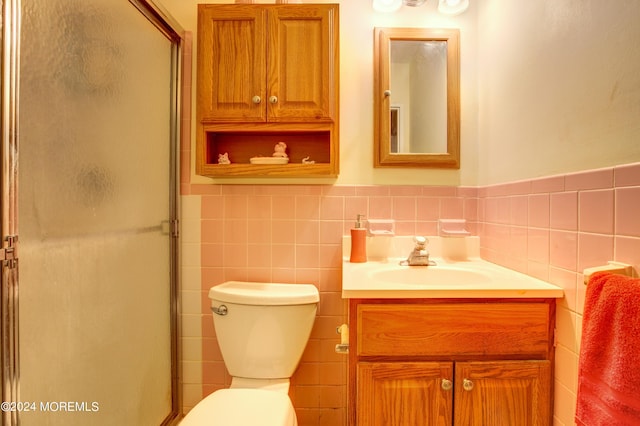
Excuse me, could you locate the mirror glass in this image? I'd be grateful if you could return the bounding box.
[374,28,460,168]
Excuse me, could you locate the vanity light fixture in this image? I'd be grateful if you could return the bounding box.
[373,0,469,15]
[372,0,402,13]
[437,0,469,15]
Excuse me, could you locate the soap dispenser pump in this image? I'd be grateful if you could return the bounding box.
[350,214,367,263]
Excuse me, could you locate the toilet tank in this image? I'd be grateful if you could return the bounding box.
[208,281,319,379]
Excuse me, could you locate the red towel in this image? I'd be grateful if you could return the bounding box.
[575,271,640,425]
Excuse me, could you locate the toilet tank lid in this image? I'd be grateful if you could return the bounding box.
[209,281,319,305]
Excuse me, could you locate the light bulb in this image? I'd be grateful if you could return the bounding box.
[372,0,402,12]
[438,0,469,15]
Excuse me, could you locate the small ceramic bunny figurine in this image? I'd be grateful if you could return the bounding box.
[217,152,231,164]
[272,142,288,158]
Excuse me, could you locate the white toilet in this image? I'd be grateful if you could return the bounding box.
[180,281,319,426]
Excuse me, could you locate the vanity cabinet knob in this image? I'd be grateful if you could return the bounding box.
[383,89,391,97]
[252,95,262,104]
[463,379,474,391]
[269,95,278,104]
[441,379,452,391]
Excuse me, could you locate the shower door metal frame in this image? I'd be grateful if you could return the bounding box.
[1,0,21,424]
[0,0,184,424]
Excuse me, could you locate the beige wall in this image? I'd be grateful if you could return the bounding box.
[162,0,640,187]
[477,0,640,185]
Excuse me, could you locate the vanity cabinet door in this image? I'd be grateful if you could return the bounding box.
[357,362,453,426]
[197,5,267,122]
[266,6,337,122]
[453,360,551,426]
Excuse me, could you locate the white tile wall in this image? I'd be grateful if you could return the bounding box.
[180,195,202,413]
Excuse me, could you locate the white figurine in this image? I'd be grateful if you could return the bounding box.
[272,142,288,158]
[218,152,231,164]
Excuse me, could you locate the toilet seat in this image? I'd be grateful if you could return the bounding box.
[180,388,297,426]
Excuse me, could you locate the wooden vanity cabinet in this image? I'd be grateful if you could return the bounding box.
[196,4,339,177]
[349,299,555,426]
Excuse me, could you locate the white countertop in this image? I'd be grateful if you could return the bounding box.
[342,257,564,299]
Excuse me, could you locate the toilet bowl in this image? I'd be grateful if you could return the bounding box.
[179,389,297,426]
[180,281,319,426]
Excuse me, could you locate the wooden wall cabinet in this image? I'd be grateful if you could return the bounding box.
[349,300,555,426]
[196,4,339,178]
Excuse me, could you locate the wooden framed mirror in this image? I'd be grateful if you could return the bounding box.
[374,27,460,168]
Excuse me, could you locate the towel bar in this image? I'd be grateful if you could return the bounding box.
[583,261,634,285]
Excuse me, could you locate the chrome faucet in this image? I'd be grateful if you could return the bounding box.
[400,236,436,266]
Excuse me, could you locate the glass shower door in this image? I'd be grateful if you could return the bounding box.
[14,0,180,424]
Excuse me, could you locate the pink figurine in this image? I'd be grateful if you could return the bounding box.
[217,152,231,164]
[272,142,288,158]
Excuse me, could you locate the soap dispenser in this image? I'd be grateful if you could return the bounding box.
[350,214,367,263]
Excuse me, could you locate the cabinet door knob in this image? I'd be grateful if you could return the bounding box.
[269,95,278,104]
[383,89,391,97]
[252,95,261,104]
[441,379,452,391]
[463,379,474,391]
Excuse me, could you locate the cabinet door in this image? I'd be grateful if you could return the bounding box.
[197,5,267,122]
[267,5,338,122]
[357,362,453,426]
[454,361,551,426]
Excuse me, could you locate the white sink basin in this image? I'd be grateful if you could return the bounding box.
[369,265,493,286]
[341,236,564,299]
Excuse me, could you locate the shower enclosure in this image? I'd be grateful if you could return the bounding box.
[1,0,182,424]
